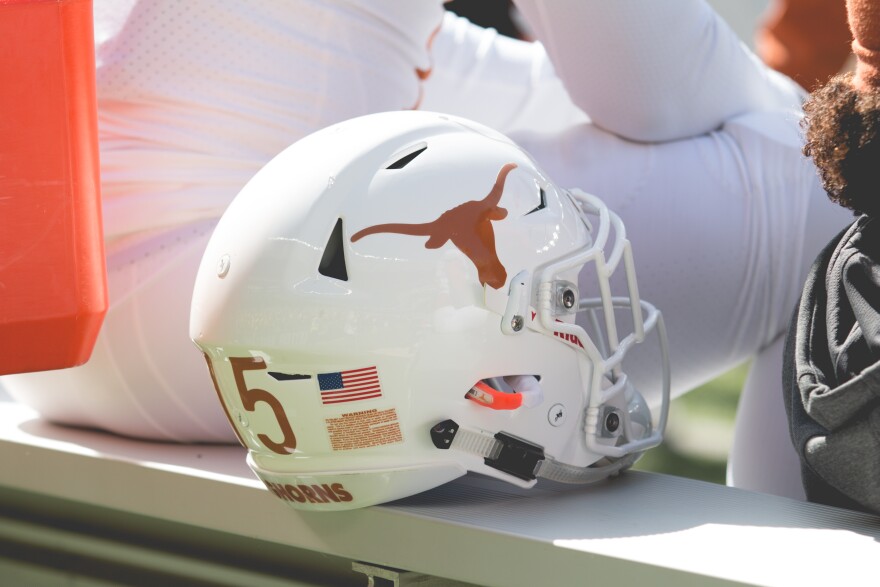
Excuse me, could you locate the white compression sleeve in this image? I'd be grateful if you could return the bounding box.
[512,0,805,142]
[421,11,587,135]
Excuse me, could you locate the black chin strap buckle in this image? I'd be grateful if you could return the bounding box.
[430,420,545,482]
[484,432,544,481]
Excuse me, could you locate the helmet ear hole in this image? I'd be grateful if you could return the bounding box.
[318,218,348,281]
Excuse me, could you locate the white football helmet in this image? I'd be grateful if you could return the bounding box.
[190,111,669,510]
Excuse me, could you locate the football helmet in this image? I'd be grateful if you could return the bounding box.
[190,111,669,510]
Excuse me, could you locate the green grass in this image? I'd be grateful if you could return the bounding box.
[634,363,749,485]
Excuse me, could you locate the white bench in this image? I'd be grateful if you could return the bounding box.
[0,400,877,586]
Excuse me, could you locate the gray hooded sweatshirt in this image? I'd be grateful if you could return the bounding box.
[784,214,880,514]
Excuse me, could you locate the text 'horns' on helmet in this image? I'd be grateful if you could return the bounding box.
[190,110,670,511]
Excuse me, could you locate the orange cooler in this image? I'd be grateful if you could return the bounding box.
[0,0,107,375]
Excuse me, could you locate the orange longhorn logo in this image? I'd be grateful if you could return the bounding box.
[351,163,516,289]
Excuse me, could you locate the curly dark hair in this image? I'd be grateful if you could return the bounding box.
[802,72,880,217]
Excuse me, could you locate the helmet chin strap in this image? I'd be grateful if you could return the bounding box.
[537,451,640,484]
[430,420,640,486]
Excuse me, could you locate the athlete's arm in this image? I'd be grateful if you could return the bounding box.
[512,0,805,142]
[421,11,587,135]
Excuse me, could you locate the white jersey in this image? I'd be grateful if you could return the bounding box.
[96,0,444,242]
[3,0,853,449]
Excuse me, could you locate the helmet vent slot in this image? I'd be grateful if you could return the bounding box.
[318,218,349,281]
[525,188,547,215]
[385,145,427,169]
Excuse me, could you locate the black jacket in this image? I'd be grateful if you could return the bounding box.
[783,214,880,514]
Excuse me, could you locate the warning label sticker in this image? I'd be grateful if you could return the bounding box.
[326,408,403,451]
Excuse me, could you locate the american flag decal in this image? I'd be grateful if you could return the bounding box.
[317,366,382,404]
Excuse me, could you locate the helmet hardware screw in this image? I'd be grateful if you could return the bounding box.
[562,288,576,309]
[511,315,524,332]
[605,411,620,433]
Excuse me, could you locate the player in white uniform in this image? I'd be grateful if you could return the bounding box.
[2,1,852,499]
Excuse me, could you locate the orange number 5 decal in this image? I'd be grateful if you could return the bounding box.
[229,356,297,455]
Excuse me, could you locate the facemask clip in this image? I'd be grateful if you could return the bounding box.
[501,270,530,335]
